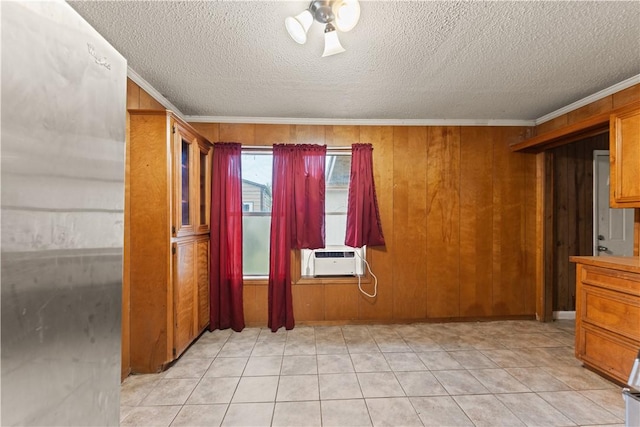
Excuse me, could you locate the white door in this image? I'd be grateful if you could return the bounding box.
[594,150,635,256]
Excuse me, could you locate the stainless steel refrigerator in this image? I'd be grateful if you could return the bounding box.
[1,1,126,425]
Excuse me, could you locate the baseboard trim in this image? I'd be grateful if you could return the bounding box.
[553,311,576,320]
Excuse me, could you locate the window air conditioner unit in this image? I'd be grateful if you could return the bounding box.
[313,250,356,277]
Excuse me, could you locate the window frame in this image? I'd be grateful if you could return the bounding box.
[240,146,374,286]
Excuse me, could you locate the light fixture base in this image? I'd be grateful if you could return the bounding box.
[309,0,334,24]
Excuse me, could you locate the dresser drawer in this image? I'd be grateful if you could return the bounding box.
[578,323,638,384]
[581,284,640,341]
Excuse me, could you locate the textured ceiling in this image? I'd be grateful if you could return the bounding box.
[68,1,640,122]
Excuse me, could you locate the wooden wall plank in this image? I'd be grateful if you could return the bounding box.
[325,284,359,320]
[392,127,428,319]
[426,127,461,318]
[459,127,494,317]
[190,123,219,143]
[613,84,640,109]
[255,124,292,145]
[492,129,527,315]
[219,123,256,144]
[326,125,360,146]
[126,78,140,109]
[523,151,537,316]
[294,125,326,144]
[292,285,325,321]
[358,126,394,320]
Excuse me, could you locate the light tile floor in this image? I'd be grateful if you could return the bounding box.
[120,320,627,426]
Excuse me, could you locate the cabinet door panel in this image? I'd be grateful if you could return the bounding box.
[174,123,197,237]
[197,238,210,331]
[196,141,212,233]
[174,240,195,356]
[610,107,640,207]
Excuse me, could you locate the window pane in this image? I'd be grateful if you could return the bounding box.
[242,153,272,276]
[181,139,190,225]
[326,154,350,213]
[242,215,271,275]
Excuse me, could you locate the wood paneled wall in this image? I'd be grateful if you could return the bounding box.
[122,79,165,380]
[536,84,640,135]
[191,122,536,325]
[549,134,609,311]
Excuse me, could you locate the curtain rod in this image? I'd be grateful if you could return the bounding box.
[240,145,353,152]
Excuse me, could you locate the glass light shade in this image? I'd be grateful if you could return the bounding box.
[334,0,360,32]
[285,10,313,44]
[322,29,346,57]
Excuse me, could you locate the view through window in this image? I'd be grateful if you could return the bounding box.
[241,151,360,277]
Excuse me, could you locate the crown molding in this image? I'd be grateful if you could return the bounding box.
[185,115,535,127]
[127,67,638,128]
[126,67,187,121]
[535,74,640,125]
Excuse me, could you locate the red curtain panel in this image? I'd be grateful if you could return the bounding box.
[345,143,385,248]
[268,144,326,332]
[210,142,245,332]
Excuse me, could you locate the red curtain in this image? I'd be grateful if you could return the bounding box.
[345,143,385,247]
[268,144,326,332]
[210,142,245,332]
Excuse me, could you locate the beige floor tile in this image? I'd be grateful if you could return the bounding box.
[281,355,318,375]
[186,376,240,404]
[284,340,316,355]
[321,399,372,427]
[222,402,274,426]
[272,401,321,427]
[351,353,391,372]
[505,367,573,392]
[404,337,442,353]
[319,373,363,400]
[449,350,498,368]
[468,368,530,393]
[315,340,348,355]
[182,341,223,359]
[346,340,380,354]
[120,374,163,406]
[410,396,474,427]
[243,355,282,376]
[495,392,576,426]
[580,388,626,419]
[454,394,525,427]
[232,376,279,403]
[542,366,618,390]
[140,379,199,406]
[498,333,564,349]
[372,336,411,353]
[218,340,255,357]
[204,357,248,378]
[365,397,423,426]
[163,357,213,379]
[417,351,464,370]
[481,348,536,368]
[317,354,354,374]
[383,352,427,371]
[357,372,405,398]
[120,405,135,423]
[431,369,489,395]
[121,405,181,427]
[276,374,320,402]
[538,391,623,425]
[171,404,227,427]
[395,371,447,396]
[250,341,285,356]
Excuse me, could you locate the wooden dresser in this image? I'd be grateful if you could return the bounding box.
[571,256,640,384]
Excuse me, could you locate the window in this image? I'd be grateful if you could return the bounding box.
[241,149,360,278]
[241,152,272,276]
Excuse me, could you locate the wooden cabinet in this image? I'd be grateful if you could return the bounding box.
[572,257,640,384]
[610,105,640,208]
[129,110,212,373]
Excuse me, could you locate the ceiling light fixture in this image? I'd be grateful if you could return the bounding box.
[285,0,360,57]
